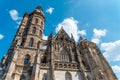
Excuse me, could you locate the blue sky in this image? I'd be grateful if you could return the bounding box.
[0,0,120,79]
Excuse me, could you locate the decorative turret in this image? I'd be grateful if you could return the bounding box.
[30,6,45,19]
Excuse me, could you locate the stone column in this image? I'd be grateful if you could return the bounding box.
[4,47,19,80]
[49,38,55,80]
[49,47,55,80]
[31,51,40,80]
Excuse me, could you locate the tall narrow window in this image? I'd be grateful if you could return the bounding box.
[65,72,72,80]
[35,18,38,24]
[14,39,18,46]
[24,54,30,65]
[32,27,36,34]
[41,21,43,25]
[29,38,34,47]
[39,30,42,36]
[37,41,40,49]
[21,38,25,46]
[61,54,69,62]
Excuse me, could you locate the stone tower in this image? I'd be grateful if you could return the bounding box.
[0,6,117,80]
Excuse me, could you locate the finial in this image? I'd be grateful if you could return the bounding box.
[71,33,75,42]
[49,31,53,38]
[80,35,83,40]
[36,6,42,9]
[79,35,84,42]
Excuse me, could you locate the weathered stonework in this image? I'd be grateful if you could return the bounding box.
[0,6,117,80]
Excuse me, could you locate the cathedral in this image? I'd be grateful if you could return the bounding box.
[0,6,118,80]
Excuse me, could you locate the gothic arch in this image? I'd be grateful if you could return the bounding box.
[35,18,38,24]
[14,39,18,45]
[29,38,34,47]
[41,21,43,25]
[65,72,72,80]
[21,38,26,46]
[32,27,36,34]
[39,30,42,36]
[24,54,30,65]
[37,41,40,49]
[59,47,71,62]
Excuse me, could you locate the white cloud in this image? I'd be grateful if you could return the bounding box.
[112,65,120,73]
[112,65,120,80]
[9,10,22,28]
[78,30,86,36]
[9,10,21,21]
[0,34,4,40]
[55,17,86,42]
[46,7,54,14]
[101,40,120,62]
[43,35,48,40]
[91,28,107,44]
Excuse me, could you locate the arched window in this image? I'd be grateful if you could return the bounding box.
[59,48,70,62]
[65,72,72,80]
[41,21,43,25]
[39,30,42,36]
[32,27,36,34]
[14,40,18,45]
[42,73,47,80]
[24,54,30,65]
[37,41,40,49]
[21,38,25,46]
[35,18,38,24]
[29,38,34,47]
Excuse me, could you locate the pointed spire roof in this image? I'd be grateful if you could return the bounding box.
[48,31,53,41]
[49,32,53,38]
[80,35,83,40]
[78,35,84,42]
[71,33,75,42]
[36,6,42,10]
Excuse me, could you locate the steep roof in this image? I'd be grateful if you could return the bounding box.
[54,27,73,42]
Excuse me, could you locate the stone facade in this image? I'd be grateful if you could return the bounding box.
[0,6,118,80]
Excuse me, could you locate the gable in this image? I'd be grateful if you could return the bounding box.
[54,28,72,42]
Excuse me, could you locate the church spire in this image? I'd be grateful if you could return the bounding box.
[79,35,84,42]
[71,33,75,42]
